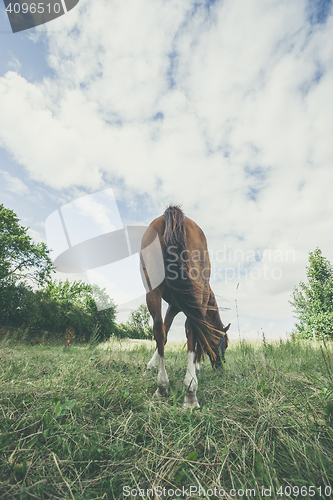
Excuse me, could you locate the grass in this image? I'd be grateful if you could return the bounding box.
[0,335,332,500]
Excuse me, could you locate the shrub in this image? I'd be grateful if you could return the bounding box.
[0,280,117,343]
[113,304,153,340]
[290,248,333,339]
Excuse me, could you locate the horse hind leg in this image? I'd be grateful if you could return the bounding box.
[147,348,158,372]
[156,349,169,397]
[183,319,200,409]
[147,303,180,372]
[146,291,169,397]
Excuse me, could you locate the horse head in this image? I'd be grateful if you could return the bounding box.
[210,322,231,369]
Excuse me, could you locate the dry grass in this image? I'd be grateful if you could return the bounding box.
[0,336,332,499]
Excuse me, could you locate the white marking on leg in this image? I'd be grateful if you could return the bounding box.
[156,354,169,396]
[184,352,198,393]
[184,352,199,408]
[195,362,200,375]
[147,348,158,371]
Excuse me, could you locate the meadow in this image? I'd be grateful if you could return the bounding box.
[0,335,332,500]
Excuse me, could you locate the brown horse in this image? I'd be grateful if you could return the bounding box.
[140,206,230,408]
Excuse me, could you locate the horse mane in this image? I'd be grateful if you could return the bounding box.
[163,205,220,362]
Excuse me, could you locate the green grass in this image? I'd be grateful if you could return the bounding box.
[0,336,332,500]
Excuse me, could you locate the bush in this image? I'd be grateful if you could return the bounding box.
[113,304,153,340]
[127,304,153,340]
[0,280,117,343]
[0,204,119,343]
[290,248,333,339]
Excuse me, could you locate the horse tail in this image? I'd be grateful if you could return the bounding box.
[206,290,230,355]
[163,205,218,362]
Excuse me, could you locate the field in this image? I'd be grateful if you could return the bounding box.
[0,335,333,500]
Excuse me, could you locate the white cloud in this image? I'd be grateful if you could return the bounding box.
[7,52,22,72]
[0,170,29,195]
[0,0,333,335]
[27,227,45,243]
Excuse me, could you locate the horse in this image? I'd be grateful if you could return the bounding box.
[140,205,230,409]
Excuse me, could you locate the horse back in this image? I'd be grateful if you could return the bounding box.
[141,213,211,298]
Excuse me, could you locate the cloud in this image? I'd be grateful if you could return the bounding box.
[0,170,29,195]
[27,227,45,243]
[0,0,333,334]
[7,52,22,72]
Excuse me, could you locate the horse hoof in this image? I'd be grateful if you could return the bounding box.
[183,400,200,410]
[184,392,200,409]
[147,361,156,371]
[155,387,169,397]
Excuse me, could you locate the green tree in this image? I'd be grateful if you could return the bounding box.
[290,247,333,339]
[0,205,116,341]
[128,304,151,331]
[27,279,117,341]
[1,278,117,341]
[113,304,153,340]
[0,204,53,286]
[0,204,54,328]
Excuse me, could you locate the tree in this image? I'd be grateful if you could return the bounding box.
[1,278,117,341]
[128,304,151,331]
[0,204,54,327]
[290,248,333,339]
[31,280,117,341]
[0,204,53,286]
[114,304,153,340]
[0,205,117,342]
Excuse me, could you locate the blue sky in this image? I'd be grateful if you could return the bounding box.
[1,0,333,341]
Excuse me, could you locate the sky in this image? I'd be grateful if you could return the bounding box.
[0,0,333,341]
